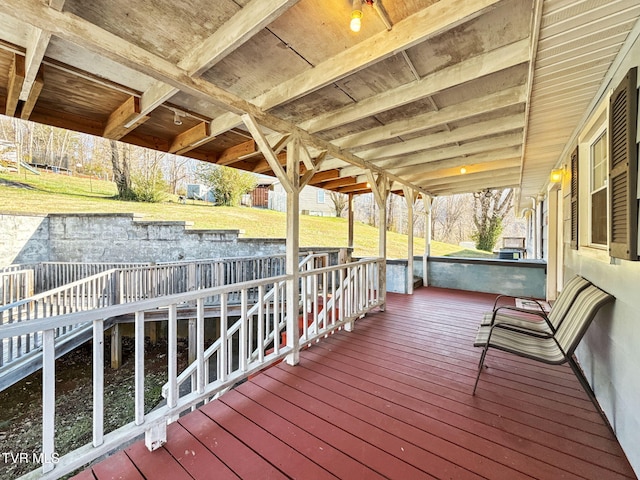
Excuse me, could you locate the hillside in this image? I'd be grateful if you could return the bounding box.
[0,170,492,259]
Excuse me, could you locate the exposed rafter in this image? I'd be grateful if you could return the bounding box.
[300,39,529,135]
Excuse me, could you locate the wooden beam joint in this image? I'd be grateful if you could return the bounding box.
[103,96,150,140]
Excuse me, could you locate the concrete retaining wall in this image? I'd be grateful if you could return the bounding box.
[1,213,287,265]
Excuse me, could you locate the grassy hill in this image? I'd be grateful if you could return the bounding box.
[0,170,492,259]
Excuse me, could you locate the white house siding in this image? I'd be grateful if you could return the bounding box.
[562,27,640,476]
[268,183,335,217]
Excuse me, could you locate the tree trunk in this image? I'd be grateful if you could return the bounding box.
[110,140,134,199]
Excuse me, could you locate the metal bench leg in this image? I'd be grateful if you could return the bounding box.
[567,356,615,436]
[472,347,489,395]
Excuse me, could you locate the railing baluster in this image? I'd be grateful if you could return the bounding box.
[135,311,145,425]
[93,319,104,447]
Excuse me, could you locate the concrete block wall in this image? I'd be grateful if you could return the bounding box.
[0,213,50,264]
[1,213,286,265]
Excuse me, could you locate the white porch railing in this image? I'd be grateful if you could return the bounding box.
[1,257,382,480]
[1,269,34,305]
[0,254,323,373]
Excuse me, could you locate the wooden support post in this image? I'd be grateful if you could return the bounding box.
[348,193,354,251]
[146,321,158,345]
[110,323,122,369]
[6,53,25,117]
[285,136,301,366]
[242,114,301,366]
[403,187,415,294]
[188,318,197,364]
[422,194,432,287]
[367,171,388,311]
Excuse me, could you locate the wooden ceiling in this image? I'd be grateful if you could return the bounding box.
[0,0,638,209]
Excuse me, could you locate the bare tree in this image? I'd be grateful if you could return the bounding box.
[165,154,192,195]
[431,194,473,244]
[472,188,514,251]
[328,191,348,217]
[110,140,134,199]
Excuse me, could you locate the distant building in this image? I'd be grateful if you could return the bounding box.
[268,181,334,216]
[186,184,215,203]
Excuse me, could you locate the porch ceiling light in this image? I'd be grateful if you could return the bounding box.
[550,168,564,184]
[460,166,467,174]
[350,0,363,32]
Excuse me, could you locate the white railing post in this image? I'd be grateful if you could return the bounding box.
[196,298,205,394]
[167,304,178,409]
[93,319,104,447]
[219,294,228,383]
[42,329,55,474]
[134,311,145,425]
[239,289,248,372]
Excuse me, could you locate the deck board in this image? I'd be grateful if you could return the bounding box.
[74,287,638,480]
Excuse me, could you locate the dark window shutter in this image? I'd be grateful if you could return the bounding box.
[608,67,638,260]
[570,146,579,250]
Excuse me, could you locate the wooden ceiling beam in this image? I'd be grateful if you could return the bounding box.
[208,0,507,138]
[403,158,521,183]
[20,66,44,120]
[336,182,371,194]
[3,0,432,198]
[427,177,519,196]
[103,96,150,140]
[5,53,25,116]
[252,152,287,173]
[333,85,527,149]
[168,121,214,155]
[255,0,504,112]
[388,146,522,178]
[419,167,521,188]
[217,140,257,165]
[121,0,299,133]
[358,132,524,176]
[29,106,104,136]
[18,0,64,108]
[301,38,529,135]
[307,169,341,185]
[357,113,525,162]
[314,177,358,190]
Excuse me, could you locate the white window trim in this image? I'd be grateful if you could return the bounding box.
[576,99,610,261]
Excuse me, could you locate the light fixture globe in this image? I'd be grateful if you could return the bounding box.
[350,0,363,32]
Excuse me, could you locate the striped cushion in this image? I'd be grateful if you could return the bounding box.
[547,275,591,329]
[474,312,550,347]
[474,325,565,363]
[555,285,614,353]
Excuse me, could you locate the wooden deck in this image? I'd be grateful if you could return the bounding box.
[72,287,637,480]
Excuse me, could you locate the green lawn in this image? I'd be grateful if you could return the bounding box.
[0,170,493,259]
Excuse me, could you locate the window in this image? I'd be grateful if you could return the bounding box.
[316,189,325,204]
[589,131,608,246]
[572,67,638,260]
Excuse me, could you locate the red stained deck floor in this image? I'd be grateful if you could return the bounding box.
[74,287,637,479]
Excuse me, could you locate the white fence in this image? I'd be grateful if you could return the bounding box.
[3,258,382,479]
[0,254,325,378]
